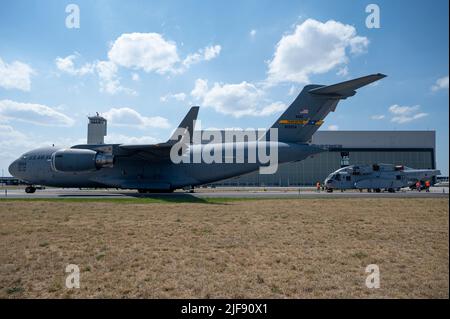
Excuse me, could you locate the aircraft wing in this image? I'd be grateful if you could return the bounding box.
[118,106,199,161]
[118,142,174,161]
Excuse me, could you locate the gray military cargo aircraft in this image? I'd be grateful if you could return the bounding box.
[324,163,441,193]
[8,74,386,193]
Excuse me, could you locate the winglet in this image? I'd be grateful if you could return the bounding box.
[166,106,199,144]
[308,73,386,98]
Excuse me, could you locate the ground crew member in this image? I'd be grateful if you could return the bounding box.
[416,181,421,192]
[425,180,431,192]
[316,181,321,192]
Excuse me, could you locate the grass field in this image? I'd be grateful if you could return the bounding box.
[0,197,448,298]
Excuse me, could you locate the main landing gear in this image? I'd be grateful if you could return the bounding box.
[25,186,36,194]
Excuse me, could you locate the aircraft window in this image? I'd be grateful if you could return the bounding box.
[396,175,401,180]
[346,176,351,181]
[335,174,341,181]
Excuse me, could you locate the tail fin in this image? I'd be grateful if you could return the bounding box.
[166,106,199,145]
[269,74,386,143]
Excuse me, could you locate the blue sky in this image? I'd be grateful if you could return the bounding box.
[0,0,448,175]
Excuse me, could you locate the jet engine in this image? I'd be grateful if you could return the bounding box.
[51,149,114,172]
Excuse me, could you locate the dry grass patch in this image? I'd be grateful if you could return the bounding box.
[0,198,448,298]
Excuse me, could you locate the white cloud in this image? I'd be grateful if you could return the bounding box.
[371,114,385,120]
[191,78,209,100]
[55,54,94,76]
[266,19,369,85]
[337,66,349,77]
[183,45,222,68]
[258,102,287,116]
[103,107,170,129]
[190,79,285,117]
[0,124,27,142]
[389,104,428,124]
[55,54,135,95]
[0,56,34,91]
[108,33,221,74]
[328,124,339,131]
[55,35,221,95]
[431,75,449,92]
[131,73,140,81]
[0,99,74,126]
[160,92,186,103]
[288,85,297,96]
[250,29,257,37]
[108,33,180,74]
[95,60,136,95]
[203,45,222,61]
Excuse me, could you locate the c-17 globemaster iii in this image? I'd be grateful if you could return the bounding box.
[324,163,441,193]
[8,74,386,193]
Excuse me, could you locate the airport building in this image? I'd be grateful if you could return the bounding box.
[209,131,437,186]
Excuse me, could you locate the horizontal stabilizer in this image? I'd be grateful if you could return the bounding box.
[308,73,386,98]
[269,73,386,143]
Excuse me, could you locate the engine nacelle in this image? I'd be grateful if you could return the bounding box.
[51,149,114,172]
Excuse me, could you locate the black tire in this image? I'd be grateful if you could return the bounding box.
[25,186,36,194]
[375,188,381,193]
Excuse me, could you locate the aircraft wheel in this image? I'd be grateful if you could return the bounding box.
[375,188,381,193]
[388,188,395,193]
[137,189,147,194]
[25,186,36,194]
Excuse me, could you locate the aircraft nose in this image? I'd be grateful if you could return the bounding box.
[8,160,18,177]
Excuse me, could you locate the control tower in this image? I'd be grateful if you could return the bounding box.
[87,113,107,144]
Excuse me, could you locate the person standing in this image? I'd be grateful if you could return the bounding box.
[425,180,431,192]
[416,180,421,192]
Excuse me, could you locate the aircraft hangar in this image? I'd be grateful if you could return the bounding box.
[209,130,437,186]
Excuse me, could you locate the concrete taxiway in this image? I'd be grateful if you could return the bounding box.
[1,187,448,199]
